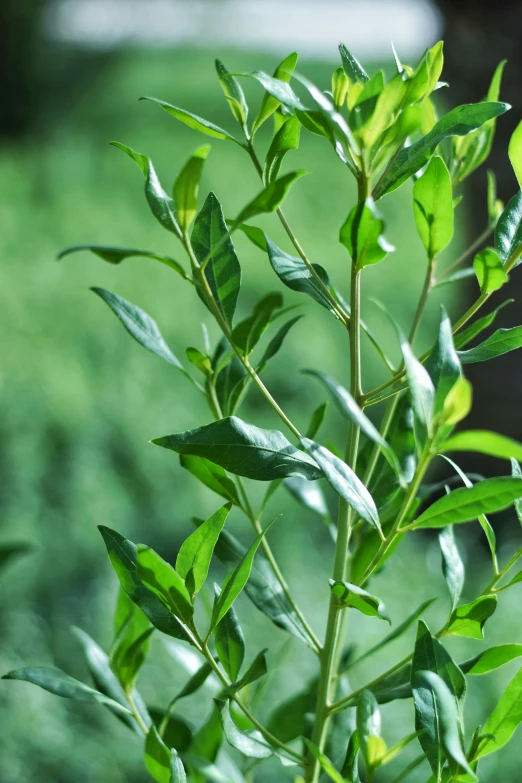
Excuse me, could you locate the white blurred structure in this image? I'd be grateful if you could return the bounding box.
[46,0,442,60]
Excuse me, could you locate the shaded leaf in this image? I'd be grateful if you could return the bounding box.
[439,526,464,612]
[214,586,245,682]
[284,475,328,518]
[215,699,273,758]
[339,43,369,84]
[145,725,171,783]
[458,325,522,363]
[252,52,298,135]
[221,649,268,698]
[180,455,240,504]
[174,145,211,232]
[495,189,522,267]
[356,690,387,771]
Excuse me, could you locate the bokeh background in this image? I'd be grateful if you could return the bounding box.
[2,1,522,781]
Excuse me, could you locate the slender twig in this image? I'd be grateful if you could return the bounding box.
[437,226,492,282]
[125,687,149,735]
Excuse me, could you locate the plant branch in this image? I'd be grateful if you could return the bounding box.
[437,226,492,282]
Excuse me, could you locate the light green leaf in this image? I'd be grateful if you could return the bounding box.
[215,699,273,758]
[284,475,328,518]
[304,739,346,783]
[340,198,394,269]
[411,477,522,529]
[145,725,171,783]
[302,368,401,478]
[476,664,522,758]
[400,332,435,439]
[137,546,194,623]
[109,140,149,174]
[426,307,461,417]
[446,595,497,639]
[140,97,239,142]
[339,43,369,84]
[495,190,522,267]
[236,170,307,223]
[2,666,133,717]
[461,644,522,675]
[221,649,268,697]
[231,292,283,356]
[509,119,522,187]
[439,526,464,612]
[215,59,248,129]
[192,192,241,327]
[458,325,522,363]
[211,518,278,629]
[252,52,298,135]
[174,145,211,232]
[406,41,444,104]
[170,749,187,783]
[473,247,508,293]
[109,597,153,691]
[454,299,513,349]
[359,73,408,149]
[91,288,183,368]
[376,101,510,198]
[332,66,349,110]
[176,503,232,595]
[154,416,321,481]
[413,156,453,260]
[242,71,306,112]
[301,438,381,534]
[59,245,189,279]
[442,430,522,462]
[265,236,337,316]
[214,585,245,682]
[330,580,389,622]
[180,455,240,505]
[264,116,301,184]
[511,457,522,524]
[356,690,387,772]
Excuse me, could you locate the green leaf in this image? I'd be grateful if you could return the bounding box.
[356,690,387,772]
[476,663,522,758]
[341,730,361,782]
[2,666,133,717]
[98,526,194,643]
[180,455,240,505]
[235,222,267,251]
[58,245,189,279]
[188,703,222,765]
[140,97,238,142]
[303,739,346,783]
[406,41,444,104]
[473,247,508,293]
[215,699,273,758]
[213,528,312,646]
[376,101,510,198]
[153,416,321,481]
[439,526,464,612]
[453,300,513,350]
[109,140,149,174]
[215,60,248,129]
[0,542,30,574]
[242,71,306,112]
[487,168,505,226]
[306,401,329,439]
[109,595,153,691]
[446,595,497,639]
[214,586,245,682]
[301,438,381,534]
[168,662,213,706]
[265,235,337,316]
[461,644,522,675]
[138,546,194,623]
[412,156,453,260]
[267,683,315,743]
[359,73,408,149]
[170,749,187,783]
[210,518,277,630]
[145,725,171,783]
[458,325,522,363]
[192,192,241,327]
[264,116,301,184]
[284,475,328,518]
[91,288,183,368]
[339,43,369,84]
[426,307,462,415]
[511,457,522,524]
[411,620,466,710]
[259,314,303,365]
[231,292,283,356]
[221,650,268,698]
[399,331,435,440]
[186,347,212,377]
[509,119,522,187]
[411,477,522,528]
[495,190,522,267]
[442,430,522,462]
[236,170,307,223]
[174,145,211,232]
[303,369,401,479]
[176,503,232,596]
[412,670,476,780]
[332,66,349,110]
[330,580,389,622]
[251,52,298,135]
[340,198,394,269]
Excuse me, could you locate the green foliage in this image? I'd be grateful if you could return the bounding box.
[6,40,522,783]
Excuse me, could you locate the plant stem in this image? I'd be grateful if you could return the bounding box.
[125,687,149,736]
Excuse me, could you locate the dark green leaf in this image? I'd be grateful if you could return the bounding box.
[284,475,328,517]
[221,649,268,697]
[192,192,241,327]
[267,681,315,743]
[231,292,283,355]
[301,438,381,533]
[495,190,522,266]
[376,101,510,198]
[461,644,522,675]
[215,60,248,129]
[341,730,361,782]
[330,580,389,622]
[442,430,522,461]
[214,586,245,682]
[109,595,153,690]
[145,725,171,783]
[412,156,453,260]
[153,416,321,481]
[180,455,240,504]
[189,703,222,764]
[306,401,329,439]
[215,699,273,758]
[91,288,183,368]
[411,621,466,708]
[439,526,464,612]
[426,307,461,415]
[411,477,522,528]
[458,325,522,363]
[140,97,239,142]
[169,662,213,705]
[176,504,231,595]
[339,43,369,84]
[340,198,394,269]
[59,245,189,279]
[0,542,30,573]
[453,300,513,349]
[264,116,301,184]
[259,314,303,365]
[2,666,133,717]
[473,247,508,293]
[265,235,337,316]
[174,145,211,232]
[252,52,298,135]
[475,663,522,758]
[446,595,497,639]
[236,170,307,223]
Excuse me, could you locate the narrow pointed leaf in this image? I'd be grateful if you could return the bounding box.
[242,71,306,111]
[215,60,248,128]
[330,580,389,622]
[252,52,298,135]
[458,325,522,363]
[357,690,387,771]
[304,739,346,783]
[140,97,238,142]
[446,595,497,639]
[214,585,245,682]
[221,649,268,697]
[475,664,522,758]
[495,189,522,266]
[179,455,240,504]
[413,156,453,260]
[339,43,369,84]
[461,644,522,675]
[170,749,187,783]
[145,725,171,783]
[439,527,464,612]
[59,245,188,279]
[176,503,232,595]
[259,314,303,365]
[426,307,461,414]
[236,170,307,223]
[400,333,435,437]
[264,116,301,184]
[284,475,328,518]
[453,300,513,349]
[442,430,522,462]
[137,546,194,623]
[174,145,211,232]
[215,699,273,758]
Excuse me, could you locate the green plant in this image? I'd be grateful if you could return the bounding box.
[6,41,522,783]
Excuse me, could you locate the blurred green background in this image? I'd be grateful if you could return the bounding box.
[2,2,522,781]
